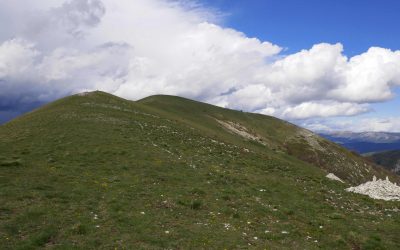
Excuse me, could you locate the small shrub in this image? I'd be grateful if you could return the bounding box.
[21,150,30,155]
[74,223,88,235]
[0,159,23,167]
[328,213,343,220]
[177,200,187,206]
[285,209,294,216]
[190,200,202,210]
[222,195,231,201]
[232,212,240,219]
[346,231,361,249]
[191,188,205,196]
[4,223,19,235]
[363,235,384,250]
[31,228,57,247]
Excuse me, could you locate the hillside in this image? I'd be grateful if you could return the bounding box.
[138,95,393,185]
[367,150,400,175]
[0,91,399,249]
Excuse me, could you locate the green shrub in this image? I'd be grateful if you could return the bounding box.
[0,159,23,167]
[74,223,88,235]
[363,235,384,250]
[190,200,202,210]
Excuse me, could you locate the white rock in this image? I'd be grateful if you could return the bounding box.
[326,173,344,183]
[78,91,90,96]
[346,176,400,201]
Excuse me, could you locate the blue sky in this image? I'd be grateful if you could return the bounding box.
[0,0,399,131]
[203,0,400,56]
[201,0,400,131]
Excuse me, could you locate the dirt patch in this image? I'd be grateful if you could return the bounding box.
[296,128,325,151]
[216,119,266,145]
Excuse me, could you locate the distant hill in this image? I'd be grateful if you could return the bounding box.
[320,131,400,154]
[1,91,399,249]
[367,150,400,175]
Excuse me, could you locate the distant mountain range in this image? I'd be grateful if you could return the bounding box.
[320,131,400,154]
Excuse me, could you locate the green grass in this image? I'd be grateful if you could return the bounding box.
[0,91,399,249]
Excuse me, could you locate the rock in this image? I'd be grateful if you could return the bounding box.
[326,173,344,183]
[346,177,400,201]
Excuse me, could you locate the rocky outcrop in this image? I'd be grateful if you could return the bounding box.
[346,176,400,201]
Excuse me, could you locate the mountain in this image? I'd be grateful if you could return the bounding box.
[367,150,400,175]
[323,131,400,143]
[1,91,399,249]
[320,131,400,154]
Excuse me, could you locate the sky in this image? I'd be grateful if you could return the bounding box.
[0,0,399,132]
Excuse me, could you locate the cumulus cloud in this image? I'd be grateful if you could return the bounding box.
[330,47,400,103]
[0,39,38,79]
[280,101,370,120]
[1,0,400,126]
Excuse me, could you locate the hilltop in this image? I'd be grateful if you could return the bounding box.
[0,91,399,249]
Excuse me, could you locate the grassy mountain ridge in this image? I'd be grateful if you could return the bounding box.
[137,94,395,184]
[1,91,399,249]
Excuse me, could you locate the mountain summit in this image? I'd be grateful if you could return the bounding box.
[1,91,399,249]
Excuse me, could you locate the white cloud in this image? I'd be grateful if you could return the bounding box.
[356,118,400,132]
[0,39,38,79]
[280,101,370,120]
[263,43,347,104]
[300,117,400,133]
[0,0,400,126]
[330,47,400,103]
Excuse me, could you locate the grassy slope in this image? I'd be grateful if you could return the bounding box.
[137,95,395,184]
[0,91,399,249]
